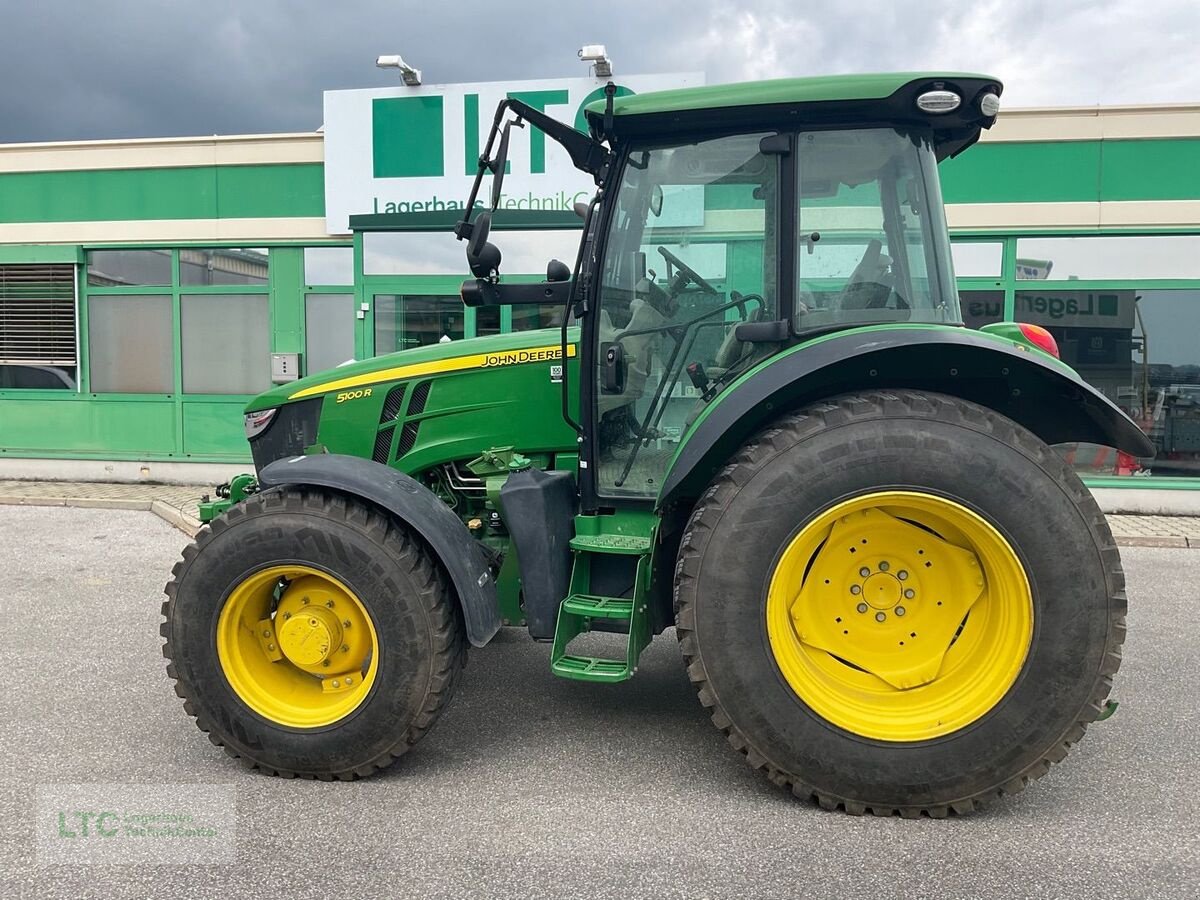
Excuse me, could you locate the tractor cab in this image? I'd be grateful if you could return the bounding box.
[454,75,1000,505]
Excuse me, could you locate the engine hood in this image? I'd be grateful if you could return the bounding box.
[246,327,579,413]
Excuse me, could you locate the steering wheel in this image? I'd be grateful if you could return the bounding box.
[658,246,719,295]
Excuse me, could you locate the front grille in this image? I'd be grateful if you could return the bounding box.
[380,385,406,423]
[249,397,322,472]
[396,421,420,458]
[407,381,431,415]
[372,425,395,463]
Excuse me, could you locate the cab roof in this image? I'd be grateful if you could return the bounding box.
[584,72,1003,159]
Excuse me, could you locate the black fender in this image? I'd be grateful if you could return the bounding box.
[257,454,500,648]
[659,326,1156,507]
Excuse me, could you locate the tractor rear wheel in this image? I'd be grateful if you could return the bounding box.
[162,486,465,779]
[674,390,1124,816]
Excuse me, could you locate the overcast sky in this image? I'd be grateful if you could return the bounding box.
[1,0,1198,142]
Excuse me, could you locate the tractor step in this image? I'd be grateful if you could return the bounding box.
[551,654,633,683]
[561,594,635,619]
[568,533,652,555]
[550,588,649,683]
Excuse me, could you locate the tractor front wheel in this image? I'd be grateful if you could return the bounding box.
[675,390,1125,816]
[162,487,465,779]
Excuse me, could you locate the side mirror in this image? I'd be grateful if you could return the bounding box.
[573,201,589,219]
[466,211,501,278]
[546,259,570,282]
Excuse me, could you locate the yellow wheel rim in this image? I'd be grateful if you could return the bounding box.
[766,491,1033,742]
[216,565,379,728]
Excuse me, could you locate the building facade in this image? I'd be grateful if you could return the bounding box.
[0,87,1198,491]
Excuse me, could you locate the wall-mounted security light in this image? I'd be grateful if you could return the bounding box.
[578,44,613,78]
[376,54,422,86]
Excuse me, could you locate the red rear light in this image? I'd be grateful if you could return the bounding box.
[1017,323,1059,359]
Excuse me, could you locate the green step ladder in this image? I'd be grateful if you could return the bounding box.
[550,553,651,683]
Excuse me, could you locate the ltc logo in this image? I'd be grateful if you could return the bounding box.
[370,85,633,179]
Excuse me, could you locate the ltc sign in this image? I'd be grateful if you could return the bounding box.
[322,73,701,234]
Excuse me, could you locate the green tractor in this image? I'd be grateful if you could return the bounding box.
[162,73,1152,816]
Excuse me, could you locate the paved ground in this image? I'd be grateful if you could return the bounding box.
[0,505,1197,899]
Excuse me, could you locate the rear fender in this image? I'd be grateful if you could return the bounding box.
[659,325,1154,508]
[257,454,500,647]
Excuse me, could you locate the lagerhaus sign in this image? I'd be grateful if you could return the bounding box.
[322,73,702,234]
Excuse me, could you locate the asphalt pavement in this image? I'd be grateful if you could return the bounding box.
[1,505,1197,899]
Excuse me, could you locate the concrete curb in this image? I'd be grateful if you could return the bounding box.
[0,495,202,538]
[1115,535,1193,548]
[149,499,202,538]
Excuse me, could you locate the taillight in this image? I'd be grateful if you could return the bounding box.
[1017,323,1059,359]
[243,408,277,439]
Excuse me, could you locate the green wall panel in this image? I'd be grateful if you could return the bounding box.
[0,164,324,224]
[182,401,253,458]
[215,165,326,219]
[939,141,1102,204]
[1099,139,1200,201]
[0,398,176,454]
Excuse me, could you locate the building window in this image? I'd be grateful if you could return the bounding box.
[179,248,269,286]
[181,294,270,393]
[305,293,356,375]
[375,295,463,351]
[363,230,581,276]
[1015,235,1200,281]
[86,250,172,286]
[88,295,173,393]
[1011,287,1200,478]
[951,241,1004,278]
[959,290,1004,329]
[0,263,78,390]
[511,303,565,332]
[304,247,354,285]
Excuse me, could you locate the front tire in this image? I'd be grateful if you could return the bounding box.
[675,390,1125,816]
[162,487,465,780]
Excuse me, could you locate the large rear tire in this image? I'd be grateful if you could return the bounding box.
[674,390,1125,816]
[162,487,466,779]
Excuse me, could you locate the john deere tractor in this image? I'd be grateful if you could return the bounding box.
[162,73,1152,816]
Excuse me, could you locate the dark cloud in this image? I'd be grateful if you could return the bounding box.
[0,0,1196,142]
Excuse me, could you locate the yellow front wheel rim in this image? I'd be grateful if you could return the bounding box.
[767,491,1033,742]
[217,565,379,728]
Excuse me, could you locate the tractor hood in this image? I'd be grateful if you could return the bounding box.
[246,328,579,414]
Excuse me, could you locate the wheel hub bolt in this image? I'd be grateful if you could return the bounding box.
[859,567,870,577]
[875,612,887,622]
[850,585,862,595]
[895,606,906,617]
[341,644,349,653]
[343,620,351,628]
[878,561,890,572]
[897,571,908,581]
[904,589,915,599]
[322,660,330,667]
[283,612,291,620]
[326,600,335,608]
[262,629,271,637]
[345,677,353,685]
[856,602,868,614]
